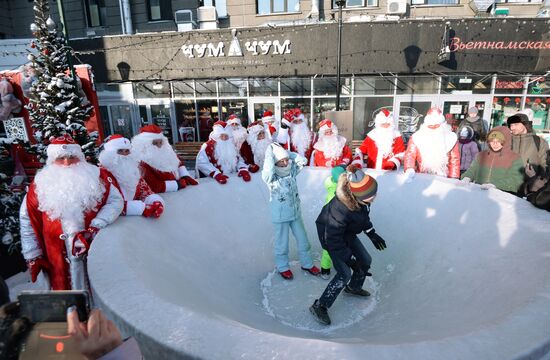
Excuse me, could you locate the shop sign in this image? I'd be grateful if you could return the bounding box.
[449,37,550,51]
[181,34,292,59]
[495,80,524,89]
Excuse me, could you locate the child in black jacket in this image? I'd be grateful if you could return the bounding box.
[310,165,387,325]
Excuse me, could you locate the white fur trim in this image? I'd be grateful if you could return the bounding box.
[178,166,190,178]
[374,111,394,127]
[46,144,84,161]
[390,157,401,169]
[144,193,164,205]
[134,131,164,142]
[276,127,289,145]
[424,112,445,126]
[105,137,131,152]
[262,115,275,123]
[165,180,178,192]
[126,200,146,216]
[227,117,241,125]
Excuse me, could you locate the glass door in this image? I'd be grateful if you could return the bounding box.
[98,104,137,140]
[136,100,176,143]
[440,95,492,131]
[248,97,280,124]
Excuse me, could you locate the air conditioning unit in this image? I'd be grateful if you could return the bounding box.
[175,10,197,32]
[387,0,407,14]
[197,6,217,22]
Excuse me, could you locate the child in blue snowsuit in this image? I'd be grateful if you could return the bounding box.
[262,143,320,280]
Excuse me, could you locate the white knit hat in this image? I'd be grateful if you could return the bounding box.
[271,143,288,162]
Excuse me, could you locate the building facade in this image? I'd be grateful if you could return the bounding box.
[0,0,549,143]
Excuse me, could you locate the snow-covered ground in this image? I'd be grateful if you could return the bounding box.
[88,168,550,360]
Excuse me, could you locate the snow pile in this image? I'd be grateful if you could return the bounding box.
[88,168,550,360]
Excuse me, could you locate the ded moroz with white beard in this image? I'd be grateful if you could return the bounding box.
[227,114,261,173]
[403,108,461,181]
[19,135,124,291]
[277,108,317,164]
[196,121,253,184]
[243,121,271,169]
[311,119,353,167]
[352,109,406,170]
[99,134,165,218]
[261,110,279,141]
[131,124,198,193]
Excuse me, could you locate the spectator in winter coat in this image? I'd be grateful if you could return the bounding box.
[524,150,550,211]
[507,112,549,176]
[310,165,387,326]
[457,107,487,150]
[261,143,320,280]
[461,126,524,194]
[458,126,479,174]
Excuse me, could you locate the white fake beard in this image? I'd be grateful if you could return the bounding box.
[214,138,238,174]
[230,126,248,150]
[414,125,450,176]
[290,122,311,156]
[252,138,271,168]
[316,135,343,159]
[34,162,105,234]
[369,126,395,157]
[99,151,141,200]
[132,136,180,172]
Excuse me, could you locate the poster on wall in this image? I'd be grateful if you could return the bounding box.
[154,115,172,140]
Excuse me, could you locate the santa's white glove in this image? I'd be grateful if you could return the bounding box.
[459,177,472,186]
[325,160,333,167]
[73,239,86,257]
[404,168,415,183]
[480,183,496,190]
[295,155,307,167]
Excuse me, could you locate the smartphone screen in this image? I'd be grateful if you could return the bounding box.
[18,290,90,323]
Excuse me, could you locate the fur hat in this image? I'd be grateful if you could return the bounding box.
[374,108,393,127]
[210,121,230,140]
[104,134,131,152]
[226,114,241,126]
[318,119,338,135]
[262,110,275,124]
[46,134,84,162]
[506,113,530,127]
[346,165,377,202]
[136,124,164,141]
[424,108,445,126]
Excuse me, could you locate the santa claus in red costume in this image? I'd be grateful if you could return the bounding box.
[226,114,248,151]
[403,108,460,180]
[99,134,165,218]
[311,119,352,167]
[20,135,124,291]
[245,121,272,169]
[132,124,198,193]
[352,109,406,170]
[277,108,316,163]
[261,110,278,140]
[196,121,253,184]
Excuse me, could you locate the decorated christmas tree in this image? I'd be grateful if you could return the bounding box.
[26,0,97,162]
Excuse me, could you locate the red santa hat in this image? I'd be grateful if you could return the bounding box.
[226,114,241,126]
[262,110,275,124]
[247,121,264,137]
[46,134,84,161]
[136,124,165,141]
[318,119,338,135]
[292,108,305,123]
[103,134,131,152]
[424,108,445,126]
[210,121,230,140]
[374,108,394,127]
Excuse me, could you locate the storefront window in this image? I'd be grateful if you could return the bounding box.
[220,99,248,126]
[195,80,217,98]
[174,101,197,142]
[440,75,492,94]
[396,76,439,94]
[494,76,526,95]
[280,78,311,97]
[528,76,549,96]
[219,79,247,97]
[314,77,351,96]
[312,98,351,131]
[491,96,522,127]
[109,105,134,140]
[525,97,550,130]
[354,76,394,95]
[196,100,218,141]
[353,97,393,140]
[281,98,311,124]
[172,81,194,98]
[133,82,170,99]
[99,106,111,137]
[249,79,278,96]
[150,104,173,143]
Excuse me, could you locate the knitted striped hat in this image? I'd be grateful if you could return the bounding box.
[347,167,378,202]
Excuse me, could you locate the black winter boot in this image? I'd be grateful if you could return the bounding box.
[310,299,331,325]
[344,285,371,297]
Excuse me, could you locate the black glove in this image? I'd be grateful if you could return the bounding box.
[365,230,387,251]
[0,302,31,360]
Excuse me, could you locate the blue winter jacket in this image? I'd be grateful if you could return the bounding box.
[261,147,308,223]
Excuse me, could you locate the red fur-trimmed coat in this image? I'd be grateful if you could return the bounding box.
[353,135,406,170]
[277,127,317,165]
[239,140,256,167]
[20,168,123,290]
[403,136,461,179]
[140,161,190,193]
[311,145,352,167]
[121,177,164,216]
[196,139,247,177]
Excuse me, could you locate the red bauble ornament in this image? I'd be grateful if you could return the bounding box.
[534,98,541,104]
[525,98,531,104]
[514,97,520,104]
[503,97,511,104]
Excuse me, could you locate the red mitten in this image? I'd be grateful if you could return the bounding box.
[182,176,198,186]
[382,160,397,170]
[27,257,51,283]
[177,178,187,190]
[72,227,99,256]
[143,201,164,218]
[238,169,251,182]
[248,164,260,173]
[214,173,228,184]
